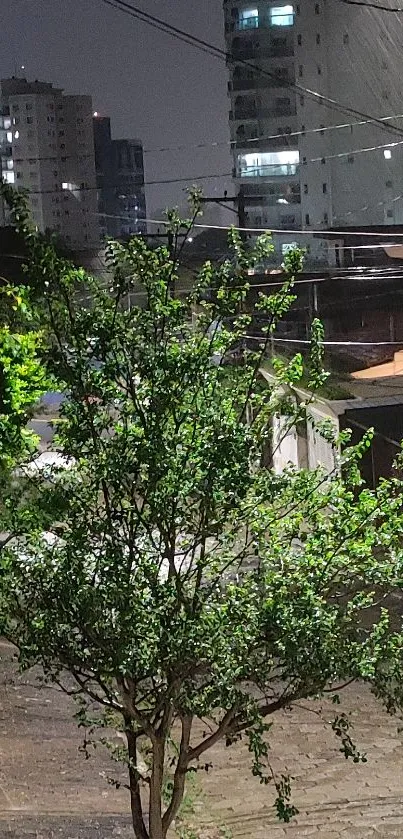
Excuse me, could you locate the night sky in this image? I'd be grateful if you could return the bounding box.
[0,0,234,221]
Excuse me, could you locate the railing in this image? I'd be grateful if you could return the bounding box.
[235,135,298,149]
[238,163,299,178]
[231,76,291,92]
[231,106,297,120]
[235,16,259,31]
[241,193,301,207]
[228,44,294,62]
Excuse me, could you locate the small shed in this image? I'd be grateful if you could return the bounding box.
[259,364,403,487]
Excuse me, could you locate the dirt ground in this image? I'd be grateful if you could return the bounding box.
[2,639,403,838]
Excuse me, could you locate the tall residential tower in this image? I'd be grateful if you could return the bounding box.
[224,1,403,260]
[0,78,99,250]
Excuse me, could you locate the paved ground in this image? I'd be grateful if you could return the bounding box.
[2,639,403,837]
[197,688,403,838]
[0,641,132,838]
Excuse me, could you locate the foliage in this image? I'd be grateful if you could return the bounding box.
[1,183,403,839]
[0,249,47,473]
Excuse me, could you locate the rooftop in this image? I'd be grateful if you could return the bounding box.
[0,77,63,96]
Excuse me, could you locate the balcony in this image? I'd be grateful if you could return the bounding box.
[235,15,259,31]
[235,133,298,150]
[239,163,299,178]
[237,150,300,180]
[242,193,301,207]
[228,43,294,62]
[230,75,292,92]
[230,105,297,120]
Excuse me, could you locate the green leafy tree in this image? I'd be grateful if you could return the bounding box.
[1,183,403,839]
[0,254,47,473]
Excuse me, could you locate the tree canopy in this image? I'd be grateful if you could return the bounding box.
[1,183,403,839]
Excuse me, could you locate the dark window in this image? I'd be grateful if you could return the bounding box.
[324,212,328,224]
[26,116,33,124]
[347,154,354,163]
[301,124,306,135]
[300,94,304,106]
[305,213,310,225]
[303,183,308,194]
[302,155,307,164]
[297,34,302,45]
[298,65,303,77]
[386,179,393,188]
[387,209,393,218]
[316,33,320,44]
[343,33,349,44]
[317,64,322,75]
[315,3,320,13]
[323,182,327,193]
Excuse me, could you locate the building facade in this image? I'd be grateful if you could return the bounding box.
[93,115,146,239]
[0,78,99,250]
[224,1,403,262]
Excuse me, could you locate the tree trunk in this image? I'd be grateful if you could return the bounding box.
[149,738,165,839]
[162,715,192,836]
[126,721,149,839]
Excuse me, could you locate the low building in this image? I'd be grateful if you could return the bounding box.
[260,362,403,488]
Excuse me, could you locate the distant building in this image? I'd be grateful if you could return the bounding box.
[223,1,403,263]
[93,115,146,239]
[0,77,100,250]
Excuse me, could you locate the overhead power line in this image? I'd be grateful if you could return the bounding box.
[144,218,403,238]
[12,130,403,198]
[245,335,403,346]
[142,113,403,156]
[99,0,403,141]
[337,0,403,10]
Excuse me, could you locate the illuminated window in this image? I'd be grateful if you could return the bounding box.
[4,171,15,184]
[238,8,259,29]
[282,242,297,255]
[270,5,294,26]
[237,149,299,177]
[384,149,392,159]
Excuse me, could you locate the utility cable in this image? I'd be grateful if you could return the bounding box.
[13,130,403,195]
[98,0,403,140]
[336,0,403,10]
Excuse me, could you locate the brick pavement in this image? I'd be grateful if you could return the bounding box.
[197,686,403,838]
[1,640,403,837]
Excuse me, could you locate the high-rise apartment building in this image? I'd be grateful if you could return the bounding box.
[93,115,146,239]
[0,78,99,250]
[224,1,403,261]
